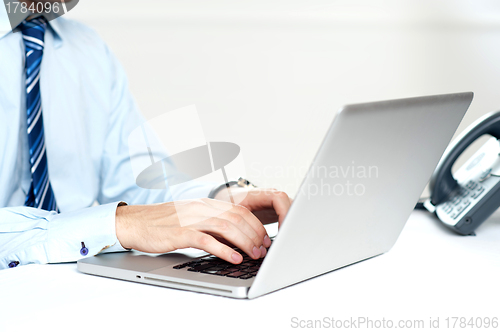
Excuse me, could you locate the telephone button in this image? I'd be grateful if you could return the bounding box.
[467,181,478,190]
[454,202,471,219]
[442,203,453,212]
[471,186,484,198]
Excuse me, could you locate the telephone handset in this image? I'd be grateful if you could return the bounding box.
[424,110,500,235]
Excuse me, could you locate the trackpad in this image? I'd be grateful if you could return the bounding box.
[90,249,208,272]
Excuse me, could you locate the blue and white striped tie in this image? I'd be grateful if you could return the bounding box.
[21,18,59,212]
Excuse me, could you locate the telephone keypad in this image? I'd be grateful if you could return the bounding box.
[441,181,483,220]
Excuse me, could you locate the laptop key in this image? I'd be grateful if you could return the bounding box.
[226,271,247,278]
[240,262,255,267]
[203,257,225,263]
[189,264,215,272]
[173,264,187,269]
[239,274,254,280]
[201,267,225,274]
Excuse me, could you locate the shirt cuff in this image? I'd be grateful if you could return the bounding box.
[99,240,128,254]
[99,202,130,254]
[46,201,125,263]
[169,181,219,201]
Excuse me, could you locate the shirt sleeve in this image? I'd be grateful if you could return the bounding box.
[96,44,218,206]
[0,202,122,270]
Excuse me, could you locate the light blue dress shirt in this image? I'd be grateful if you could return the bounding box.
[0,11,215,269]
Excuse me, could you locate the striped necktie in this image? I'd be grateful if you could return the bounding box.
[21,17,59,212]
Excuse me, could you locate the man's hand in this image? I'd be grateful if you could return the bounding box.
[116,197,275,264]
[115,188,292,264]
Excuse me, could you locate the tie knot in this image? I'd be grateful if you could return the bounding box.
[20,16,48,50]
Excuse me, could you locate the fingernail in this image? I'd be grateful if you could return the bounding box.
[260,245,267,258]
[252,246,260,259]
[231,252,241,263]
[264,235,271,247]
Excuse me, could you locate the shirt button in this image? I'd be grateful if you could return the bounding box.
[8,261,19,268]
[80,242,89,256]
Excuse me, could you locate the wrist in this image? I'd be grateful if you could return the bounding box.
[211,177,257,201]
[115,204,133,250]
[214,186,232,201]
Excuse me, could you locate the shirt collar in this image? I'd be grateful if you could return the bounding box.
[0,7,63,48]
[0,4,11,39]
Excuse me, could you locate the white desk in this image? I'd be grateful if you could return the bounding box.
[1,211,499,332]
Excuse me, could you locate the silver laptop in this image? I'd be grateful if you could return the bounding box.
[78,92,473,299]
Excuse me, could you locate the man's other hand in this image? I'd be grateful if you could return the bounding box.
[214,187,292,228]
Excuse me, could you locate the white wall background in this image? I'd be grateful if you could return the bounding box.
[66,0,500,197]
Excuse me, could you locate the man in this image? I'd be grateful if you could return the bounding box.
[0,3,292,269]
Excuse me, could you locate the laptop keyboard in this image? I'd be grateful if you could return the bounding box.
[172,248,264,280]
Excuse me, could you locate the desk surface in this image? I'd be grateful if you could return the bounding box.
[1,211,499,332]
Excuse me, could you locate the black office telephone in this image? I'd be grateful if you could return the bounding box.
[422,110,500,235]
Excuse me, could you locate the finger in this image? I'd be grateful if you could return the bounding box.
[221,209,266,252]
[244,189,292,227]
[210,234,266,258]
[185,230,243,264]
[269,190,291,227]
[193,217,263,259]
[210,234,235,248]
[206,199,269,247]
[229,204,268,245]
